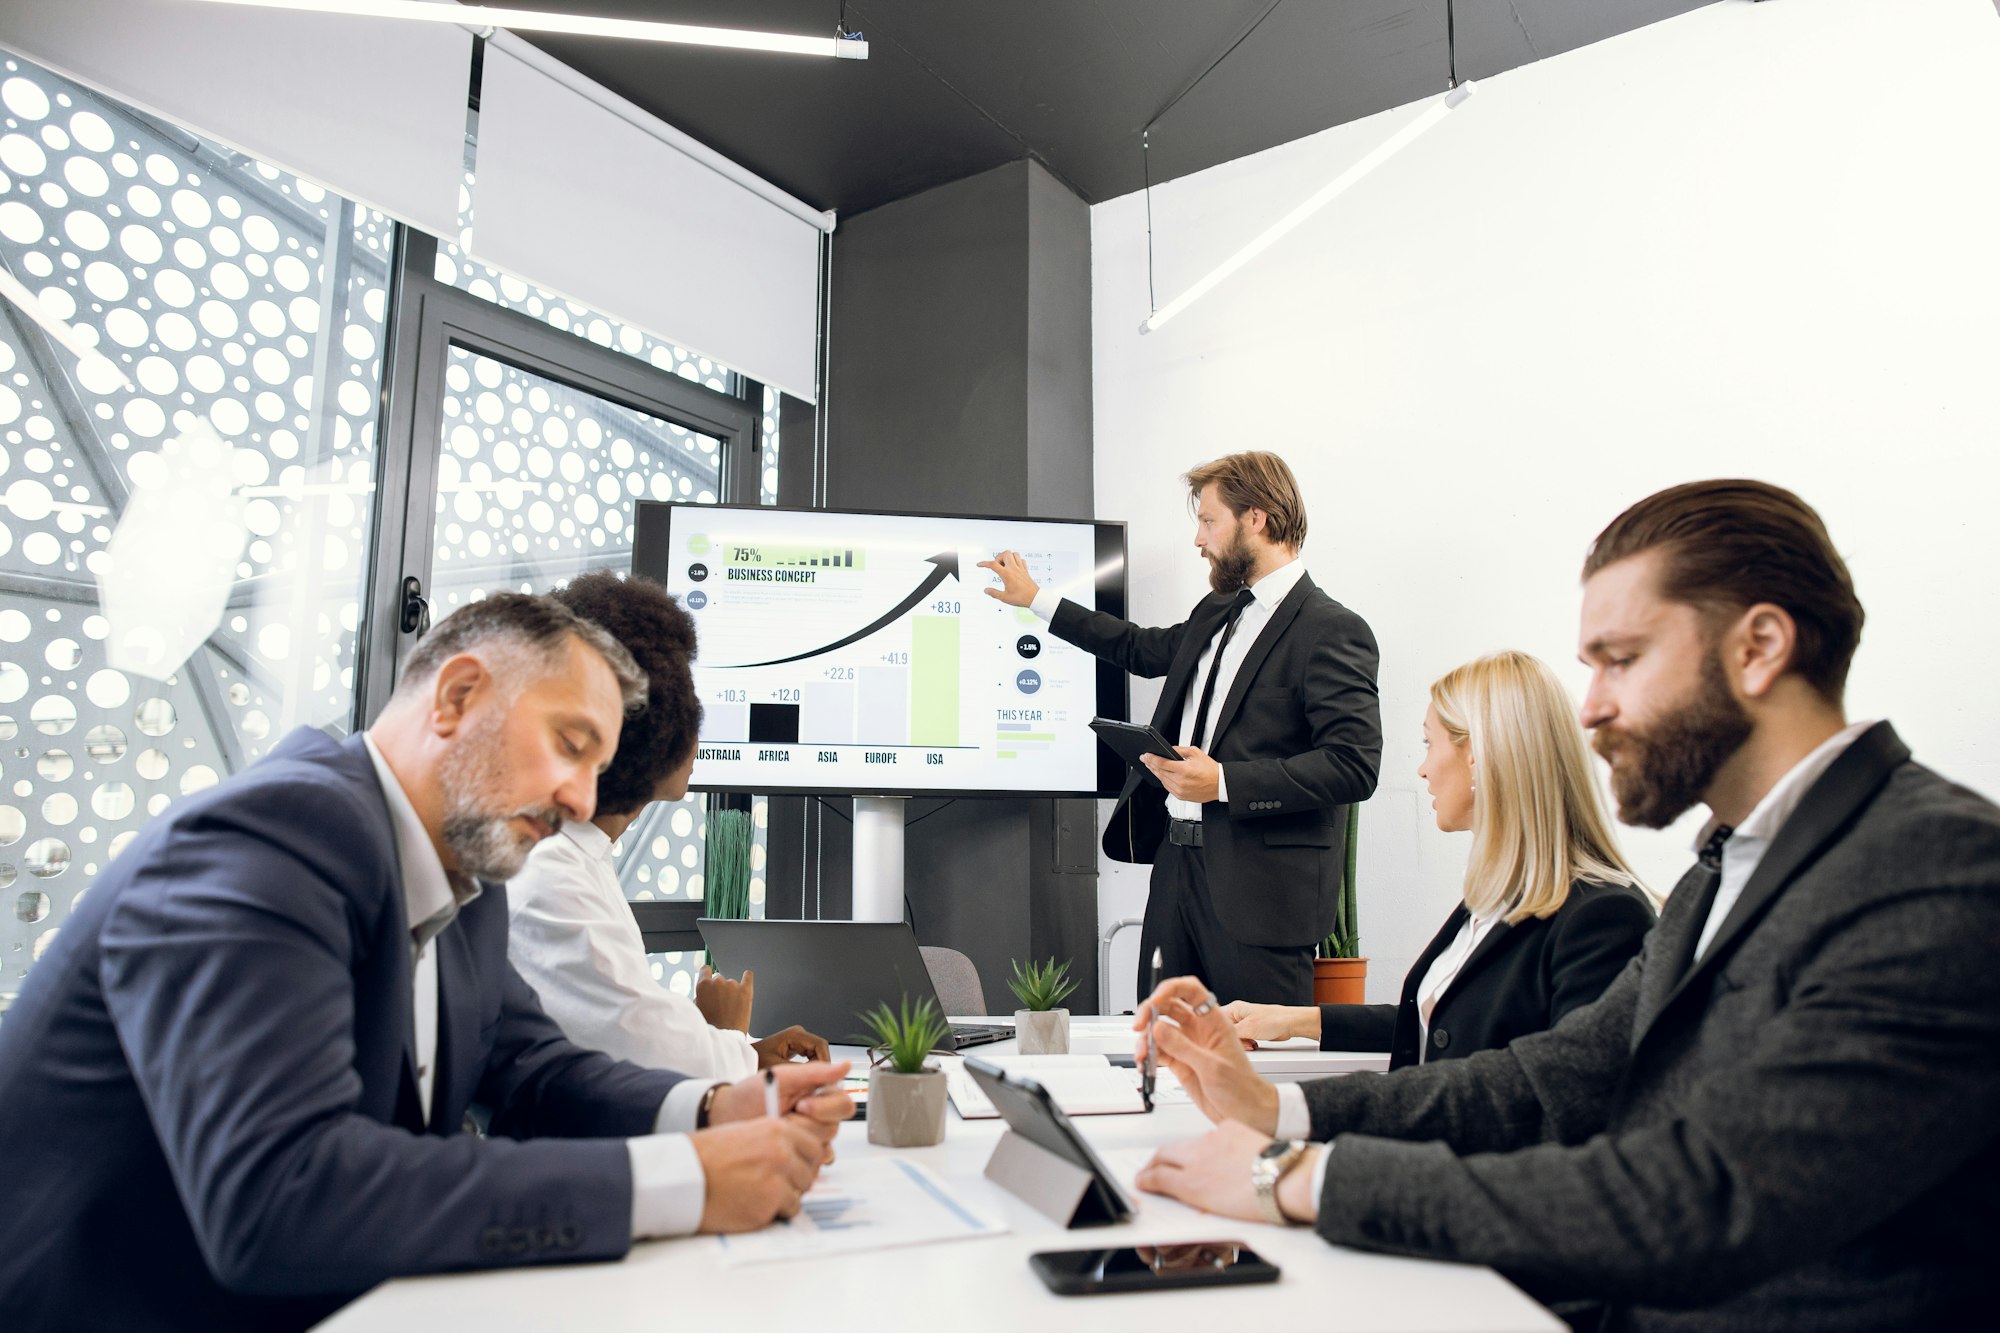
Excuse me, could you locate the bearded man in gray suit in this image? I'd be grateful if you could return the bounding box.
[1133,479,2000,1331]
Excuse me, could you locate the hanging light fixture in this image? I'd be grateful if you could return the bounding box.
[191,0,870,59]
[1140,0,1473,335]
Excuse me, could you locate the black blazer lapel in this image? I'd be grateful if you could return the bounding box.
[1401,904,1473,1005]
[1205,574,1313,751]
[1438,913,1517,1003]
[1633,721,1909,1051]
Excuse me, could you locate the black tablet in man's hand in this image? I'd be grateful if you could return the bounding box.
[1089,718,1181,785]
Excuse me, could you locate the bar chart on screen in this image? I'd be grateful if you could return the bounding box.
[638,503,1122,796]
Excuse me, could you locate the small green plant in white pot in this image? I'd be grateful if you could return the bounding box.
[861,996,950,1147]
[1008,958,1078,1055]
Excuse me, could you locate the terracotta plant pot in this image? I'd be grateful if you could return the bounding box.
[1312,957,1368,1005]
[867,1068,947,1147]
[1014,1008,1070,1055]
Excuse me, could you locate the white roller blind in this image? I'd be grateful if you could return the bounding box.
[474,37,823,402]
[0,0,468,240]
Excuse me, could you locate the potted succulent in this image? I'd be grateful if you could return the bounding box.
[1313,803,1367,1004]
[1008,957,1079,1055]
[861,995,950,1147]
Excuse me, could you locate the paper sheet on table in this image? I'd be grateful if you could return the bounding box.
[713,1158,1006,1266]
[942,1054,1150,1118]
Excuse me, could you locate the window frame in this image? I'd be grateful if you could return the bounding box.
[356,229,762,725]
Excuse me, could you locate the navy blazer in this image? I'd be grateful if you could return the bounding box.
[0,728,683,1332]
[1320,880,1655,1069]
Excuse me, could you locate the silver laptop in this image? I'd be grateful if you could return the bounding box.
[697,919,1010,1051]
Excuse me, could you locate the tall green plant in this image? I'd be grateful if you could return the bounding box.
[702,805,753,966]
[1318,802,1362,960]
[861,995,951,1075]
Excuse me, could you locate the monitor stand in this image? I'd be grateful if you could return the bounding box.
[851,795,906,922]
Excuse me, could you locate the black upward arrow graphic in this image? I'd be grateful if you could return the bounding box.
[714,551,960,669]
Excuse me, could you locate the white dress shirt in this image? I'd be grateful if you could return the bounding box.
[507,822,758,1080]
[359,735,719,1238]
[1033,556,1307,818]
[1691,718,1876,961]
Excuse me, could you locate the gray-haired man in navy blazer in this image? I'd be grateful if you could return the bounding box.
[984,451,1382,1007]
[0,593,853,1332]
[1136,480,2000,1330]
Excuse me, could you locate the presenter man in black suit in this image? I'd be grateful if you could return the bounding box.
[982,452,1382,1006]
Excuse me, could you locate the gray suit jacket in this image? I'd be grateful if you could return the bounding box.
[1300,722,2000,1331]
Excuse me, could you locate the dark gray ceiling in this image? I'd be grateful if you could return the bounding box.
[494,0,1714,218]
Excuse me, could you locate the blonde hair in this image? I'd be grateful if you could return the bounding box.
[1431,651,1647,923]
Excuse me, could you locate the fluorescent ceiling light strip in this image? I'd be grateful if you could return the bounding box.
[1141,81,1475,334]
[193,0,868,59]
[0,267,137,392]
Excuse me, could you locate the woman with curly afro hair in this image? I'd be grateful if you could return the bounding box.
[505,569,826,1075]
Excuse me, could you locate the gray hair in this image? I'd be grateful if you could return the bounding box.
[393,592,647,712]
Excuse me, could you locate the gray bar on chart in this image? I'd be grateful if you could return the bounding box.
[856,666,908,747]
[800,681,856,744]
[703,702,750,744]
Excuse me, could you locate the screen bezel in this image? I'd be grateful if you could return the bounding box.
[631,499,1130,798]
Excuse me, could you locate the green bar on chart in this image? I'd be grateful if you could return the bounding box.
[910,617,960,747]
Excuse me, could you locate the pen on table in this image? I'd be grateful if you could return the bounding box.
[1141,946,1161,1112]
[762,1067,779,1119]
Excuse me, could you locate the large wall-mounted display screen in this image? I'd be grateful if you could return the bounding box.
[632,503,1128,797]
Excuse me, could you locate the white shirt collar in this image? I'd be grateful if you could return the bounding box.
[361,733,478,943]
[1694,718,1878,851]
[559,818,617,862]
[1245,554,1306,610]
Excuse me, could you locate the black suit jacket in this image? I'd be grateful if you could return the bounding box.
[0,729,682,1332]
[1299,723,2000,1331]
[1318,881,1655,1069]
[1050,572,1381,946]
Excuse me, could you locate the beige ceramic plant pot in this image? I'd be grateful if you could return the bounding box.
[1014,1008,1070,1055]
[867,1068,947,1147]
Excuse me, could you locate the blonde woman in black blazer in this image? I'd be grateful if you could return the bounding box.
[1224,650,1654,1069]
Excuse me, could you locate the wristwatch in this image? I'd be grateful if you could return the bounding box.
[1252,1138,1310,1226]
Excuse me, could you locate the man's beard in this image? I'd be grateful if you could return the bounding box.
[1592,648,1753,830]
[437,711,564,880]
[1206,527,1257,594]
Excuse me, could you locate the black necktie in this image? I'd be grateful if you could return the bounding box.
[1670,824,1734,979]
[1188,590,1254,752]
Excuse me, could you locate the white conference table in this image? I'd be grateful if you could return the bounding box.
[320,1022,1558,1332]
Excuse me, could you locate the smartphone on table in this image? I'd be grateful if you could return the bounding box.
[1030,1240,1280,1295]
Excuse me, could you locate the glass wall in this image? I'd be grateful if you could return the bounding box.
[0,55,385,992]
[0,52,776,1010]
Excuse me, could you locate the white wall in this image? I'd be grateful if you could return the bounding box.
[1089,0,2000,1008]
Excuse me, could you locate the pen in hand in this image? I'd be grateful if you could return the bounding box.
[762,1066,779,1119]
[1141,947,1161,1112]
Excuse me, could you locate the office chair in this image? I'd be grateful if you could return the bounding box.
[919,946,989,1017]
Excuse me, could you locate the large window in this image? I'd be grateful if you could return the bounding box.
[0,52,776,1010]
[0,55,386,989]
